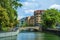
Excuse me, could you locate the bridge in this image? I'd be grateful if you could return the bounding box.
[19,26,42,32]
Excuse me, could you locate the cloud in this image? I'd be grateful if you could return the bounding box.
[17,0,41,19]
[22,2,39,6]
[24,10,34,13]
[23,2,29,6]
[20,0,36,2]
[49,4,60,10]
[20,0,27,2]
[24,0,36,2]
[32,0,36,1]
[17,16,25,20]
[21,2,41,9]
[18,0,59,19]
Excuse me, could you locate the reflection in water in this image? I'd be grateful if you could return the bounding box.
[44,33,59,40]
[0,32,60,40]
[17,32,36,40]
[0,36,17,40]
[17,32,60,40]
[35,32,44,40]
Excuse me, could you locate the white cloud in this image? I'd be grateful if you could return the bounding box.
[31,0,36,2]
[23,7,27,9]
[22,2,39,7]
[23,2,29,6]
[24,10,34,13]
[17,16,25,20]
[49,4,60,10]
[21,2,41,10]
[27,0,36,2]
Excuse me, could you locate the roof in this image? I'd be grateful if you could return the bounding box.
[34,10,44,14]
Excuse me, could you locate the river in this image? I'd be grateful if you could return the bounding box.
[0,32,60,40]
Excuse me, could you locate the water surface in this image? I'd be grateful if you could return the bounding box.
[0,32,60,40]
[17,32,60,40]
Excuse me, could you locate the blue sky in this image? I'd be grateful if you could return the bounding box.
[17,0,60,20]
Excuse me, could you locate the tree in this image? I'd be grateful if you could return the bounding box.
[0,0,22,31]
[41,9,60,28]
[0,6,10,31]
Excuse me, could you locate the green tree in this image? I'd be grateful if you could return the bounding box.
[42,9,60,28]
[0,0,22,31]
[0,6,9,31]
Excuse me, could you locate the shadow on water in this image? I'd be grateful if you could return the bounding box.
[42,32,60,40]
[43,30,60,37]
[20,29,60,37]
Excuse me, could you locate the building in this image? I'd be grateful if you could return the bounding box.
[29,16,34,26]
[20,17,27,27]
[25,16,31,26]
[20,10,44,26]
[19,16,35,27]
[34,10,44,26]
[25,16,34,26]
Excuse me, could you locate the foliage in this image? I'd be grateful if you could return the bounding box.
[29,24,34,26]
[0,6,10,30]
[22,22,28,27]
[0,0,22,31]
[41,9,60,28]
[22,23,34,27]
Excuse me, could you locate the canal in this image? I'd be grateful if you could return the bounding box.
[0,32,60,40]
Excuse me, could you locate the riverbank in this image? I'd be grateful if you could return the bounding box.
[0,29,19,38]
[42,28,60,36]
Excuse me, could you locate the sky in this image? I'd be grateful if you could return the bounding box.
[17,0,60,20]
